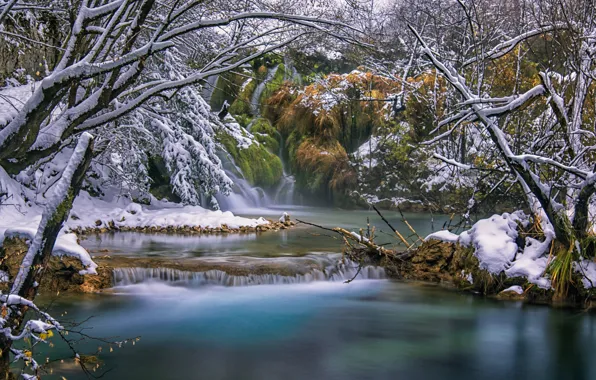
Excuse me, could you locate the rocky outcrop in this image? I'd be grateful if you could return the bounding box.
[0,238,111,294]
[381,239,557,304]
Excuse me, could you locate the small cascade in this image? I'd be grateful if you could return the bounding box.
[215,149,271,210]
[201,75,219,104]
[273,133,297,205]
[273,173,296,205]
[217,171,271,210]
[251,65,279,116]
[284,56,302,86]
[113,261,386,287]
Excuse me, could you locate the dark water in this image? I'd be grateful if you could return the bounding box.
[24,208,596,379]
[36,281,596,380]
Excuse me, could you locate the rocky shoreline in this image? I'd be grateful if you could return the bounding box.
[0,219,299,294]
[68,219,296,235]
[374,239,595,308]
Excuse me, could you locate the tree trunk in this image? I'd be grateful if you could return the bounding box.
[0,133,94,378]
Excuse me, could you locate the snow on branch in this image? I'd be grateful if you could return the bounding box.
[462,23,570,67]
[433,153,471,170]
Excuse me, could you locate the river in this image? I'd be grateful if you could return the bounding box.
[28,208,596,379]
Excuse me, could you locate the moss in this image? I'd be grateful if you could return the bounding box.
[234,114,253,129]
[250,118,280,153]
[217,132,282,188]
[209,72,246,111]
[49,189,75,227]
[229,78,257,116]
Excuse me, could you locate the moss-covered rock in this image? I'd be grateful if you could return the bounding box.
[234,114,253,129]
[209,72,246,111]
[381,239,563,305]
[217,132,283,188]
[258,64,287,109]
[229,78,257,116]
[250,118,280,153]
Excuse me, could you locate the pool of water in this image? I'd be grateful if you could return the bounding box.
[23,208,596,379]
[35,280,596,380]
[80,207,452,258]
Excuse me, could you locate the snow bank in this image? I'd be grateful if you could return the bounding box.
[67,192,270,230]
[1,165,269,283]
[425,211,552,289]
[574,260,596,289]
[3,226,98,275]
[425,230,459,243]
[0,82,38,127]
[460,212,525,273]
[501,285,524,295]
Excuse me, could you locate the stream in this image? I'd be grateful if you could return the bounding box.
[32,208,596,379]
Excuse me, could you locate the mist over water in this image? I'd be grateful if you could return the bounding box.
[52,209,596,380]
[42,280,596,380]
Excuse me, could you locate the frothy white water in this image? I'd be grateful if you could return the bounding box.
[272,173,296,205]
[113,262,385,288]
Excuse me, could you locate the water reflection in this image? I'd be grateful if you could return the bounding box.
[38,281,596,380]
[80,208,452,258]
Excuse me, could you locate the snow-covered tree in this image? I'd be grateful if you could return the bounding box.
[408,0,596,296]
[0,1,363,376]
[0,0,360,204]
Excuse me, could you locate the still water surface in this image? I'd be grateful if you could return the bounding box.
[30,208,596,379]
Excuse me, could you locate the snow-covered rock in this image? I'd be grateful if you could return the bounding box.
[425,211,552,289]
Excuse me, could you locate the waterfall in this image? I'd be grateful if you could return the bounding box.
[217,169,271,211]
[113,262,386,287]
[217,63,300,210]
[272,173,296,205]
[215,148,271,211]
[201,75,219,104]
[250,65,279,116]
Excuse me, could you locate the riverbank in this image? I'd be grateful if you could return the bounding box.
[346,210,596,308]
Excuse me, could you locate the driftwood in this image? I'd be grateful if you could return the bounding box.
[296,219,412,260]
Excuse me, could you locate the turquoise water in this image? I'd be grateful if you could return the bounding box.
[23,208,596,379]
[37,281,596,380]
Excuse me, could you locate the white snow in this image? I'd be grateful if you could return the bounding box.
[425,211,552,289]
[501,285,524,295]
[425,230,459,243]
[574,259,596,289]
[279,212,289,223]
[11,133,95,294]
[0,82,38,127]
[461,270,473,284]
[462,212,523,273]
[67,191,270,231]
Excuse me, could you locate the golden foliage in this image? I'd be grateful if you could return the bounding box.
[276,71,399,140]
[295,138,357,191]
